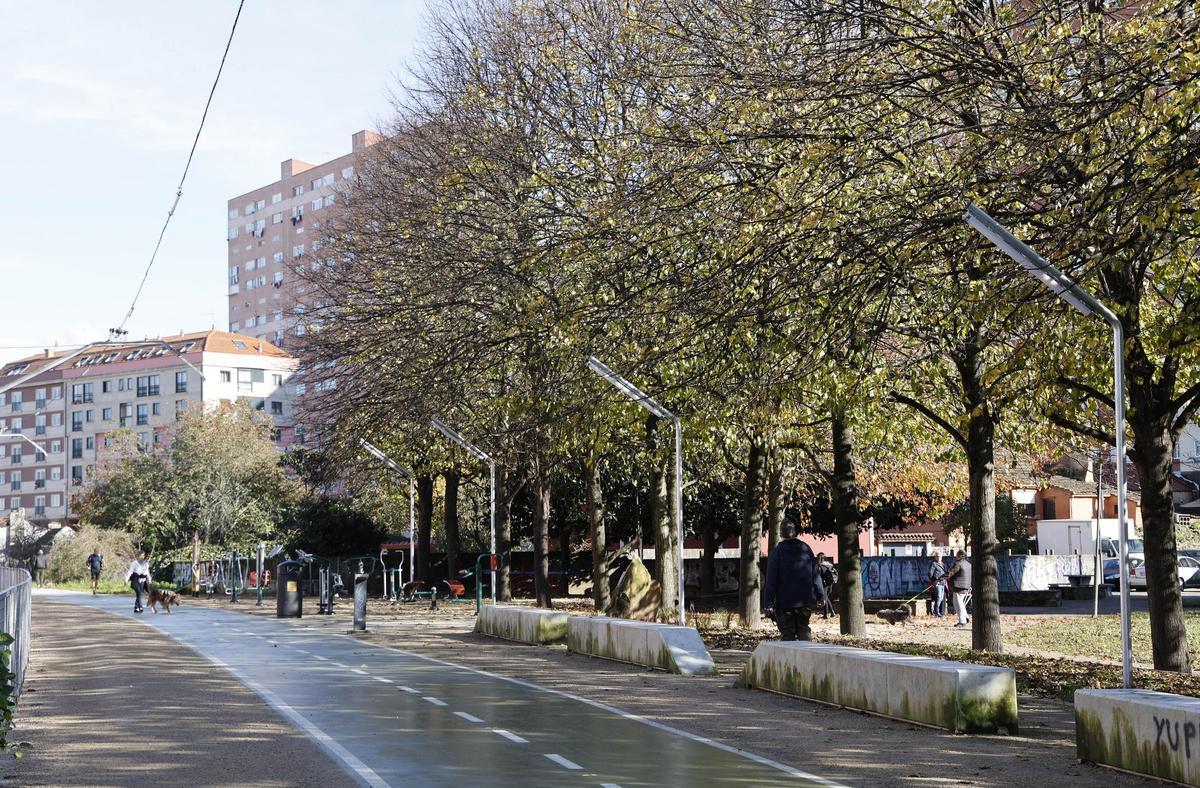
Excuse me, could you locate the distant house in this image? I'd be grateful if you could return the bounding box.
[1009,465,1142,538]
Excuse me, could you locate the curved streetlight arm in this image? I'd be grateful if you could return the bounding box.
[359,438,417,585]
[429,418,496,604]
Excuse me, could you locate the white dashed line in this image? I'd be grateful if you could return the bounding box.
[398,686,419,694]
[373,676,393,684]
[423,697,448,707]
[351,669,368,675]
[493,729,527,744]
[295,649,310,655]
[453,711,484,723]
[313,655,329,661]
[331,662,348,668]
[601,784,622,788]
[544,754,583,770]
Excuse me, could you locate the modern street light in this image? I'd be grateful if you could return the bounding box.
[360,438,416,586]
[429,418,496,604]
[965,203,1132,688]
[587,356,685,626]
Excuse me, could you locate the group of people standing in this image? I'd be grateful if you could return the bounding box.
[763,525,976,641]
[926,551,973,627]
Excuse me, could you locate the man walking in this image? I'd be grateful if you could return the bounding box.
[946,549,972,628]
[815,553,837,618]
[927,553,947,618]
[764,522,826,641]
[86,548,104,594]
[126,551,151,614]
[32,549,49,587]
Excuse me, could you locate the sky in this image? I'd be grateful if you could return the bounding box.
[0,0,429,365]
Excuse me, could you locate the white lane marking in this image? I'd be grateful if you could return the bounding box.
[601,784,622,788]
[373,676,393,684]
[423,696,448,706]
[494,729,527,743]
[544,754,583,771]
[267,641,278,646]
[398,686,419,694]
[295,649,310,655]
[453,711,484,723]
[344,636,848,788]
[331,662,349,669]
[313,655,329,661]
[351,669,368,675]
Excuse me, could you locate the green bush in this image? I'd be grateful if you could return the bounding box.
[45,525,137,584]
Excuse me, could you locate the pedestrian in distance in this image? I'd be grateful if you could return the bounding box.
[126,551,151,614]
[764,521,827,641]
[815,552,837,619]
[32,549,49,587]
[927,553,947,618]
[945,549,972,628]
[86,548,104,595]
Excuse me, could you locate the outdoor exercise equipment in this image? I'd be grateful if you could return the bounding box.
[475,553,497,614]
[380,545,405,602]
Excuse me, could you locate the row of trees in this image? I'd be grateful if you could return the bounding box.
[296,0,1200,672]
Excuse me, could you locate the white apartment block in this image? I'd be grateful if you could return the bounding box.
[0,330,298,527]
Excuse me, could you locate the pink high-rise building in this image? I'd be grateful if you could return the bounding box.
[226,130,381,348]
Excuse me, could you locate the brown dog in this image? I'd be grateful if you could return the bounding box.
[148,588,181,614]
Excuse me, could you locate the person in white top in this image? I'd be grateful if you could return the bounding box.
[126,551,151,614]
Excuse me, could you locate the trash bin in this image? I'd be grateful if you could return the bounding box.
[276,560,303,618]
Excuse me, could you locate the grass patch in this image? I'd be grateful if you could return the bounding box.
[45,579,180,595]
[1006,611,1200,665]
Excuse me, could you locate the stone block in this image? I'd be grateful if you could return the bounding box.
[567,616,717,676]
[474,604,569,645]
[1076,689,1200,785]
[737,641,1018,734]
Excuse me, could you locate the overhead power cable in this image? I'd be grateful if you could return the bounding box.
[115,0,246,337]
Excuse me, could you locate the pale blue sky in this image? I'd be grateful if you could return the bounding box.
[0,0,428,364]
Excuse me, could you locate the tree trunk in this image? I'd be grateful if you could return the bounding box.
[1131,416,1191,671]
[647,415,676,621]
[959,341,1003,653]
[496,465,513,603]
[532,459,552,608]
[740,438,767,629]
[416,473,434,583]
[767,454,785,554]
[442,468,460,579]
[831,414,865,637]
[586,458,609,613]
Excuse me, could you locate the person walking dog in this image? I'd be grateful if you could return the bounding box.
[764,521,826,641]
[126,551,151,614]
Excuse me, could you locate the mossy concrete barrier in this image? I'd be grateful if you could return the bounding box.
[474,604,569,645]
[737,642,1018,734]
[567,616,717,676]
[1076,689,1200,785]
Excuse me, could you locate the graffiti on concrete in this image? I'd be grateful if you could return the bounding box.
[1154,715,1198,759]
[860,554,1093,598]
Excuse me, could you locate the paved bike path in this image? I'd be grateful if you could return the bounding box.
[61,593,840,787]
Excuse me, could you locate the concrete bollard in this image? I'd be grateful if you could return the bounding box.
[353,573,368,631]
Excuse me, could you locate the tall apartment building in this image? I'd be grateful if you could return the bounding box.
[0,330,298,528]
[226,129,380,348]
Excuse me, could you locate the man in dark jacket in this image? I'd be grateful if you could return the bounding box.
[764,522,826,641]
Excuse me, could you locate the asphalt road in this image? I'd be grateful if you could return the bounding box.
[57,593,841,787]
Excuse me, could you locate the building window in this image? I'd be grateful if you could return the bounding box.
[50,494,60,507]
[1043,499,1056,519]
[85,436,94,450]
[151,402,161,416]
[312,198,323,212]
[50,386,61,400]
[322,173,334,187]
[220,370,232,383]
[71,412,82,432]
[71,439,83,459]
[51,413,61,427]
[342,166,354,179]
[102,407,112,421]
[271,373,283,386]
[176,371,188,393]
[237,369,253,393]
[271,192,282,204]
[295,425,306,446]
[292,185,304,197]
[175,400,187,420]
[102,380,111,393]
[136,404,148,426]
[270,401,283,415]
[50,467,61,481]
[323,194,335,208]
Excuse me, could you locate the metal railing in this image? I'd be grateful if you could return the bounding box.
[0,567,31,695]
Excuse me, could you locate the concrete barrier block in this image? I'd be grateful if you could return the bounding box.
[567,616,717,676]
[1076,689,1200,785]
[475,604,569,645]
[738,641,1018,734]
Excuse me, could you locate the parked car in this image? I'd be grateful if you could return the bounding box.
[1129,555,1200,589]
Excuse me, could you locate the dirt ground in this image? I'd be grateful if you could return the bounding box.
[180,594,1156,787]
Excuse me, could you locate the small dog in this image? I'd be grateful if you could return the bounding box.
[148,588,181,614]
[876,607,912,626]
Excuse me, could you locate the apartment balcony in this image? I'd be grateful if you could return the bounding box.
[34,426,45,436]
[34,399,46,410]
[34,480,44,489]
[10,455,21,465]
[8,482,18,492]
[33,506,45,516]
[10,402,21,413]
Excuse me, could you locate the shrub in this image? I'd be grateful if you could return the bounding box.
[46,525,137,584]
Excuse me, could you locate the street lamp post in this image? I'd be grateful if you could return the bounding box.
[587,356,686,626]
[429,418,496,605]
[0,430,51,557]
[360,439,416,586]
[965,203,1132,688]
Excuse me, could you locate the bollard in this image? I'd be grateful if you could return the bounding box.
[256,543,265,607]
[353,573,368,631]
[318,565,331,615]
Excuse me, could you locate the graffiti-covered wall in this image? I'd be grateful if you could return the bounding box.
[860,554,1093,598]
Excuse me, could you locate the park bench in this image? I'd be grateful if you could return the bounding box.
[567,616,717,676]
[737,641,1018,734]
[1076,689,1200,785]
[475,605,569,645]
